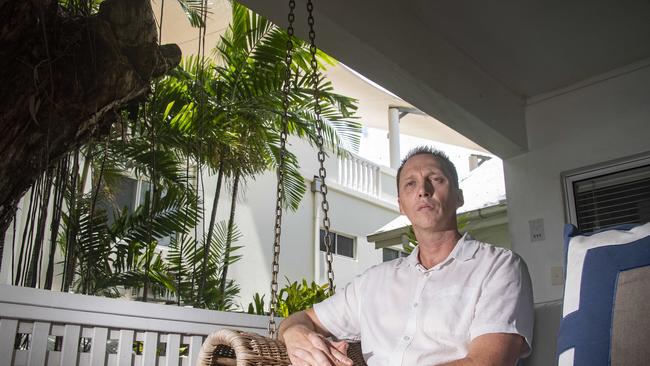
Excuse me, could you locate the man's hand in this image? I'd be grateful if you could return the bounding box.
[283,324,353,366]
[278,309,354,366]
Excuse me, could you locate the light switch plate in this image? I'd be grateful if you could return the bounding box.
[551,266,564,286]
[529,218,545,242]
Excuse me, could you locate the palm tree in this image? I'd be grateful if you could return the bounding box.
[6,1,361,312]
[154,2,362,299]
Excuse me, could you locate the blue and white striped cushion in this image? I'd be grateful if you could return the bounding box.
[558,222,650,366]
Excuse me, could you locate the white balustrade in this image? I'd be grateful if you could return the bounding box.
[0,285,272,366]
[337,154,381,197]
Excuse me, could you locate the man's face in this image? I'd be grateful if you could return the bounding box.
[397,154,463,232]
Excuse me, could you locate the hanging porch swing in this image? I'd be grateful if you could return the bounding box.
[195,0,367,365]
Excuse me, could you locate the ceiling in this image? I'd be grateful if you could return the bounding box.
[158,0,490,153]
[237,0,650,157]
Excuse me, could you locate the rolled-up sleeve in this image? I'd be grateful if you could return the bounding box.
[313,274,363,341]
[469,253,535,357]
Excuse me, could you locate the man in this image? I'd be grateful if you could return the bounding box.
[280,146,534,366]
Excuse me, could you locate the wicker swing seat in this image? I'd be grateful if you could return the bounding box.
[197,329,367,366]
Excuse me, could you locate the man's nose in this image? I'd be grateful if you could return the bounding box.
[418,180,433,197]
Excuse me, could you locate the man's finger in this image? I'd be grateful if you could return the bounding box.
[307,333,331,353]
[331,340,349,353]
[291,348,320,366]
[292,347,335,366]
[328,340,353,365]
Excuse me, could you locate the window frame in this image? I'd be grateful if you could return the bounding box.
[561,151,650,229]
[319,229,357,259]
[98,175,173,247]
[382,247,409,262]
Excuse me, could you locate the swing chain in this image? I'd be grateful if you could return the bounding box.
[269,0,296,339]
[306,0,335,296]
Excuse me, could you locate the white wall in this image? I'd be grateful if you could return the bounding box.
[202,137,400,309]
[314,187,398,287]
[505,65,650,302]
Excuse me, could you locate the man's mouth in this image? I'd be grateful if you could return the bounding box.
[416,203,434,211]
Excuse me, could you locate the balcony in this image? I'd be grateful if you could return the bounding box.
[334,153,397,203]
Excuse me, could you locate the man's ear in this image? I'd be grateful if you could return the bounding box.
[398,197,404,214]
[456,189,464,208]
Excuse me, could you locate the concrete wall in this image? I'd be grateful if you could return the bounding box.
[504,65,650,302]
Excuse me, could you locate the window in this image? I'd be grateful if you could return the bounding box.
[97,177,172,246]
[319,229,356,258]
[562,153,650,234]
[382,248,409,262]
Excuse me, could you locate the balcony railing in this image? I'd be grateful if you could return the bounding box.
[0,285,273,366]
[337,154,382,197]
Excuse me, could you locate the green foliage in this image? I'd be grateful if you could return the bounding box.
[153,2,362,211]
[247,293,266,315]
[247,278,331,317]
[166,222,242,310]
[14,1,361,313]
[58,178,199,296]
[277,278,331,317]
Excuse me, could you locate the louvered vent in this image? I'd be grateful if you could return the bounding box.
[573,165,650,233]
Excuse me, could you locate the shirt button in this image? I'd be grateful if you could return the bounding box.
[403,336,410,341]
[425,272,430,277]
[413,303,418,308]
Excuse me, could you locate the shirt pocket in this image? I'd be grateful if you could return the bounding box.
[420,285,478,336]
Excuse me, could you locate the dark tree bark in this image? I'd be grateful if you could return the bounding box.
[0,0,182,270]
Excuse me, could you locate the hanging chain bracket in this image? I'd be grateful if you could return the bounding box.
[306,0,335,296]
[268,0,296,339]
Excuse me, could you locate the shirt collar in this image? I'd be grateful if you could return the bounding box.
[400,233,478,269]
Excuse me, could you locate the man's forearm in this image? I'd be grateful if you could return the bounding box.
[278,310,318,342]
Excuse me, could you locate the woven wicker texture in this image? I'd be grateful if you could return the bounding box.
[196,329,367,366]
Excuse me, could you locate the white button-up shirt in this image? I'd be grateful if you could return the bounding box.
[313,234,534,366]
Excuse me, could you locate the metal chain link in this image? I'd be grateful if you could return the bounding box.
[268,0,295,339]
[306,0,335,296]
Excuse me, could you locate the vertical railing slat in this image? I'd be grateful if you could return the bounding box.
[0,319,19,366]
[116,330,134,366]
[357,158,363,191]
[165,334,181,366]
[61,324,81,366]
[28,321,50,366]
[142,331,158,366]
[376,166,382,197]
[187,335,203,366]
[363,160,368,192]
[345,158,352,187]
[90,327,108,366]
[337,157,343,185]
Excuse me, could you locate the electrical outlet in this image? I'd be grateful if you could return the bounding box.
[529,218,545,242]
[551,266,564,286]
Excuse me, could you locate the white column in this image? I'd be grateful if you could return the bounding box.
[388,107,401,169]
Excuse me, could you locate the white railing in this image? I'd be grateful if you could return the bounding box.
[337,154,381,197]
[0,285,273,366]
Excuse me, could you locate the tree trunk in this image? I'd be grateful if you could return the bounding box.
[200,160,224,297]
[44,157,69,289]
[0,0,182,265]
[62,151,80,292]
[26,168,54,288]
[219,172,240,297]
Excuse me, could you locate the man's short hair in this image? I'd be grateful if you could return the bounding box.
[396,146,459,193]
